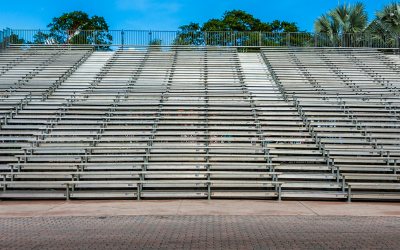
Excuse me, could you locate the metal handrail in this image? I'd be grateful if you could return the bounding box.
[2,29,400,48]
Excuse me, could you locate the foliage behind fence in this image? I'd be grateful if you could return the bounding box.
[1,28,399,49]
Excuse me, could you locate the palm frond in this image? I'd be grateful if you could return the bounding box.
[314,14,333,33]
[363,20,386,33]
[348,2,368,33]
[375,1,400,33]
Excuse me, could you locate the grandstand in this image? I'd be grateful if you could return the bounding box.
[0,44,399,202]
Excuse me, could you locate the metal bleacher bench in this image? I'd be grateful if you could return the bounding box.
[0,45,399,201]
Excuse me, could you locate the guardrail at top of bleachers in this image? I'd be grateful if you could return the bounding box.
[2,29,400,49]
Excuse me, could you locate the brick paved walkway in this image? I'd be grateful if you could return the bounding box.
[1,215,400,249]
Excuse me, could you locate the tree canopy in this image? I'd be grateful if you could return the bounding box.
[179,10,301,32]
[47,11,110,31]
[374,1,400,33]
[174,10,303,46]
[10,34,26,44]
[314,2,368,34]
[359,2,400,48]
[43,11,112,50]
[313,2,399,47]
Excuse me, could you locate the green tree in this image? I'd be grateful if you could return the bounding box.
[314,2,369,46]
[45,11,112,50]
[314,2,368,33]
[149,39,162,51]
[175,10,303,46]
[375,1,400,33]
[201,10,274,31]
[174,22,204,45]
[361,2,400,48]
[10,34,26,44]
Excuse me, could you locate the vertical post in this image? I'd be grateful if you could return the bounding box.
[336,166,340,183]
[3,175,6,191]
[314,32,317,47]
[207,183,211,200]
[342,176,345,192]
[397,35,399,50]
[286,33,290,47]
[38,29,41,44]
[277,184,282,201]
[369,33,372,48]
[327,150,330,166]
[7,28,11,45]
[71,175,75,192]
[204,31,207,46]
[347,185,351,203]
[259,31,262,47]
[149,30,152,45]
[121,30,124,48]
[66,184,70,201]
[137,183,141,200]
[66,29,69,45]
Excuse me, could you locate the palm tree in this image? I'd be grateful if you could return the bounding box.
[362,2,400,48]
[315,2,368,33]
[375,1,400,33]
[314,2,368,46]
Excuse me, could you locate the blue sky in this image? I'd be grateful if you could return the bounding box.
[0,0,388,32]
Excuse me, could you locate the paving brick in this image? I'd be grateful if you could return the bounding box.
[1,215,400,249]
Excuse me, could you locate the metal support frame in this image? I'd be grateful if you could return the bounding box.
[277,184,282,201]
[347,185,351,203]
[66,184,70,201]
[207,183,211,200]
[342,175,345,192]
[137,183,141,200]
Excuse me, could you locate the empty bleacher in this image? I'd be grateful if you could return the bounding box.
[261,47,400,201]
[0,45,399,201]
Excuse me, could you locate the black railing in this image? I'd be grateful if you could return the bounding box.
[2,29,399,48]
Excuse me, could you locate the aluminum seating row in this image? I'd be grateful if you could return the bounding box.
[0,180,284,200]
